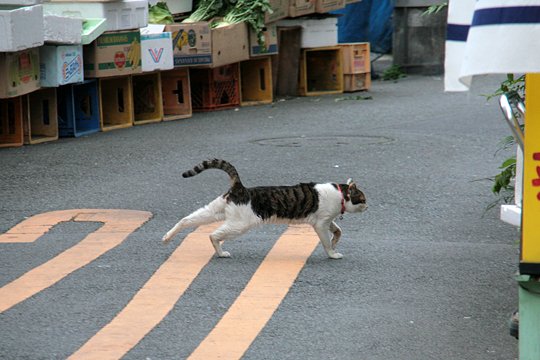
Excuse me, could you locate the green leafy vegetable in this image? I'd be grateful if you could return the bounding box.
[149,2,174,24]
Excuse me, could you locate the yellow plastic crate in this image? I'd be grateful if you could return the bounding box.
[132,72,163,125]
[23,88,59,145]
[99,76,134,132]
[298,46,343,96]
[340,42,370,74]
[241,57,273,106]
[343,72,371,92]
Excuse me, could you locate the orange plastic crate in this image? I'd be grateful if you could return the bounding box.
[190,64,240,112]
[161,68,192,121]
[0,96,24,148]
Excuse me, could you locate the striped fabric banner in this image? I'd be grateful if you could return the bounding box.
[444,0,540,91]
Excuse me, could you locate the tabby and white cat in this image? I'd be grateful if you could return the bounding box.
[162,159,367,259]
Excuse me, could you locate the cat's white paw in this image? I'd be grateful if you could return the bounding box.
[218,251,231,258]
[329,252,343,260]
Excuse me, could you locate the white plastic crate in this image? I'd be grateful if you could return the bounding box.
[162,0,192,14]
[0,5,44,52]
[277,16,338,48]
[43,0,148,32]
[44,15,83,44]
[0,0,41,4]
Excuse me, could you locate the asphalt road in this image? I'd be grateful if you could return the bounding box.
[0,74,519,359]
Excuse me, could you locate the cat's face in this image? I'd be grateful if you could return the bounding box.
[346,180,367,213]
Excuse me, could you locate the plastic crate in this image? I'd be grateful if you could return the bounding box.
[190,64,240,112]
[23,88,59,144]
[0,96,24,148]
[161,68,192,121]
[132,72,163,125]
[298,46,343,96]
[241,57,273,106]
[99,76,133,131]
[58,79,100,137]
[343,72,371,92]
[340,42,370,74]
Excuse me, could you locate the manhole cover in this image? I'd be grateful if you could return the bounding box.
[250,135,394,147]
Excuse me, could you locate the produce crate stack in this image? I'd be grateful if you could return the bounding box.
[340,42,371,92]
[0,0,371,149]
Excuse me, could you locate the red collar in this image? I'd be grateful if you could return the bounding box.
[337,184,346,215]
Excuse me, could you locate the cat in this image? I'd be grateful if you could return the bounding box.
[162,159,367,259]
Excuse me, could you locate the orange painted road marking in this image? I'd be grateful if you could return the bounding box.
[0,209,152,313]
[69,222,221,360]
[188,224,319,360]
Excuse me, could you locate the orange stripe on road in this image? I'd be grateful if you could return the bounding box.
[188,224,319,360]
[0,209,152,313]
[69,222,221,360]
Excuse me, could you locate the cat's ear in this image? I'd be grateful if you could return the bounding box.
[347,178,357,189]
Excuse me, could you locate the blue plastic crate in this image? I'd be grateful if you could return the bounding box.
[58,80,100,137]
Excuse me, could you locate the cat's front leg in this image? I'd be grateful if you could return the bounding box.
[313,223,343,259]
[330,221,342,250]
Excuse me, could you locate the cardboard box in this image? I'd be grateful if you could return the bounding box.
[40,45,84,87]
[44,0,148,32]
[278,16,338,48]
[288,0,315,17]
[0,5,44,52]
[0,48,40,99]
[140,26,174,72]
[44,15,83,44]
[84,30,142,78]
[315,0,345,13]
[249,23,278,57]
[166,21,249,68]
[265,0,289,23]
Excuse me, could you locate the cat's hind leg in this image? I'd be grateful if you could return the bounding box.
[330,221,342,250]
[209,222,252,258]
[314,222,343,259]
[162,196,226,243]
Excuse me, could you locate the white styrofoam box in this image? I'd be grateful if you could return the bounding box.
[0,5,44,52]
[277,16,338,48]
[0,0,41,4]
[162,0,192,14]
[44,15,83,44]
[39,45,83,87]
[140,27,174,72]
[43,0,148,31]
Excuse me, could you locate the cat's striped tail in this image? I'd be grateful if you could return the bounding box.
[182,159,243,187]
